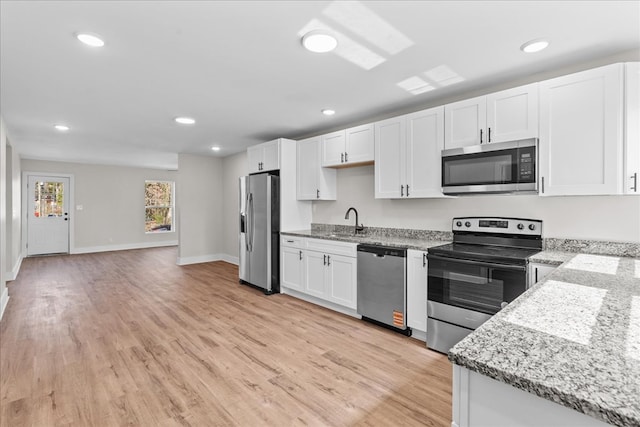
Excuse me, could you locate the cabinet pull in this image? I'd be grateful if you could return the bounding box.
[345,152,348,162]
[480,129,483,144]
[422,253,426,267]
[541,176,545,194]
[341,153,344,163]
[299,250,303,260]
[317,189,320,199]
[327,255,331,266]
[401,185,404,197]
[323,254,327,265]
[286,240,294,243]
[406,184,410,197]
[632,172,638,192]
[535,267,538,283]
[488,127,491,143]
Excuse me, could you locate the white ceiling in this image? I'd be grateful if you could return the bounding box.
[1,1,639,170]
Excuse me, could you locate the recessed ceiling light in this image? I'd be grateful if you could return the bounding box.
[302,30,338,53]
[175,117,195,125]
[54,124,70,131]
[520,39,549,53]
[211,146,221,151]
[76,33,105,47]
[322,109,336,116]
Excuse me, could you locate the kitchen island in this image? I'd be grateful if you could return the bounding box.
[449,253,640,427]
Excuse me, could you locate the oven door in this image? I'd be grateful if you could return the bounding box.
[427,254,527,316]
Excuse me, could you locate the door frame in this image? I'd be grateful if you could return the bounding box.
[22,171,75,255]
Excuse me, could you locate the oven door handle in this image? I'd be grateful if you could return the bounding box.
[427,254,527,272]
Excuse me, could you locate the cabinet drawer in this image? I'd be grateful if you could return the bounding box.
[281,236,304,249]
[305,238,357,257]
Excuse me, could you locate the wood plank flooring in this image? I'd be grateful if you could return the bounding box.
[0,247,451,426]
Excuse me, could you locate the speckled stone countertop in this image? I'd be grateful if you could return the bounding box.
[449,253,640,427]
[281,224,452,251]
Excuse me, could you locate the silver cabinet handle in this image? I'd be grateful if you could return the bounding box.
[299,250,303,260]
[541,176,545,194]
[488,127,491,143]
[327,255,331,266]
[286,239,294,243]
[406,184,410,197]
[632,172,638,192]
[341,153,344,163]
[400,185,404,197]
[422,253,426,267]
[317,189,320,199]
[323,254,327,265]
[344,152,348,162]
[480,129,483,144]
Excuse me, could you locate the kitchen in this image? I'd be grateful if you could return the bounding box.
[1,1,640,426]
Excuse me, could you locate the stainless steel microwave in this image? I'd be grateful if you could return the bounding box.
[441,138,538,195]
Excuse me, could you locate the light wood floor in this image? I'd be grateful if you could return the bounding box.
[1,247,451,426]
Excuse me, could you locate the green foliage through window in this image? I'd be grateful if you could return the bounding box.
[145,181,174,232]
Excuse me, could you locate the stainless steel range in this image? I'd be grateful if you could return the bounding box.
[426,217,543,354]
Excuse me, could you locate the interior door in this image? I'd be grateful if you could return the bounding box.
[27,175,70,255]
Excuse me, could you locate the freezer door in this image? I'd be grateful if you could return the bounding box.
[239,176,248,281]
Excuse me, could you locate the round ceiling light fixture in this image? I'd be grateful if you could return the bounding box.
[211,146,221,152]
[302,30,338,53]
[520,39,549,53]
[54,124,70,131]
[76,32,105,47]
[321,109,336,116]
[175,117,196,125]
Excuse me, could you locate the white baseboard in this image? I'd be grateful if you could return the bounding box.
[0,287,9,321]
[177,253,239,266]
[72,240,178,255]
[7,254,23,281]
[219,254,239,265]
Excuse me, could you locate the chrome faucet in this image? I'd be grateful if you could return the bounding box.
[344,207,365,234]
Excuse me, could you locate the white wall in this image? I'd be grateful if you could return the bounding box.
[0,118,9,320]
[176,154,224,265]
[221,151,246,263]
[21,159,178,253]
[312,166,640,243]
[6,142,21,280]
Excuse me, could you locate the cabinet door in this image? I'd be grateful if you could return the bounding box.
[407,250,428,332]
[281,246,304,291]
[405,106,446,198]
[321,130,346,166]
[528,263,556,286]
[374,117,405,199]
[486,83,539,143]
[625,62,640,194]
[247,145,263,174]
[326,254,357,309]
[297,137,319,200]
[304,251,327,298]
[345,123,374,164]
[539,64,624,196]
[444,96,487,149]
[261,140,280,172]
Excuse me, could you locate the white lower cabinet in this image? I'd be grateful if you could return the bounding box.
[407,249,428,334]
[528,262,556,286]
[281,237,357,310]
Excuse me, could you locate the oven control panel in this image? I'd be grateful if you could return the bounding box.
[452,217,542,236]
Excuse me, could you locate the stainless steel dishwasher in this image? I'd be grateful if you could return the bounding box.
[357,244,410,335]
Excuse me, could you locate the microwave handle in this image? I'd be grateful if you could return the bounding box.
[428,254,527,272]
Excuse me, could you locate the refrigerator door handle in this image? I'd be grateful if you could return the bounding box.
[248,193,254,251]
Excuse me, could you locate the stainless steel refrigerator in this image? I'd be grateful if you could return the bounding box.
[239,173,280,294]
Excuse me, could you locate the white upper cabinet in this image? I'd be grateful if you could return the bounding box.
[375,106,445,199]
[297,136,336,200]
[444,83,539,149]
[322,123,374,167]
[247,139,280,173]
[625,62,640,194]
[539,64,624,196]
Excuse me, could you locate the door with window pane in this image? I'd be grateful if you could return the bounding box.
[27,175,70,255]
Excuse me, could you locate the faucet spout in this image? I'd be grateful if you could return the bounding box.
[344,207,365,234]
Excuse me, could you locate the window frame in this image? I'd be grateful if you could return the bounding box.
[144,180,175,234]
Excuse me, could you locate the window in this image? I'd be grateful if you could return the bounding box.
[145,181,174,233]
[33,181,64,217]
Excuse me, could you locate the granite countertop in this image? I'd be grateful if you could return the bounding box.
[529,250,576,266]
[281,229,451,251]
[449,253,640,427]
